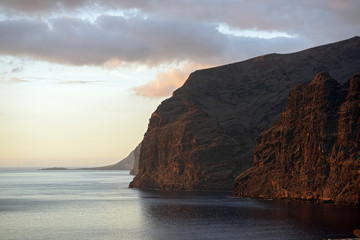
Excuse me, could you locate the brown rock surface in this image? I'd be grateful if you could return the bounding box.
[232,72,360,205]
[130,36,360,190]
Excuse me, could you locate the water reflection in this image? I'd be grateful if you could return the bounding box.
[1,169,358,240]
[136,190,360,240]
[260,200,360,235]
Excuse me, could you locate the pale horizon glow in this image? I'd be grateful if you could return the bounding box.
[0,57,165,167]
[0,0,359,167]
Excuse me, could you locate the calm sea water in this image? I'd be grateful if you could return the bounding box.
[0,168,359,240]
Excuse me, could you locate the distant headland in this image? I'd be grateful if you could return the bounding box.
[40,167,69,170]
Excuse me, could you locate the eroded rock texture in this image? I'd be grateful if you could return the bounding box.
[130,37,360,190]
[232,72,360,205]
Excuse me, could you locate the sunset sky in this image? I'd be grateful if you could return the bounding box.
[0,0,359,167]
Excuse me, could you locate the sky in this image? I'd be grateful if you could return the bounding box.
[0,0,359,167]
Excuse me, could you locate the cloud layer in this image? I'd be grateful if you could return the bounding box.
[0,0,359,97]
[0,15,306,67]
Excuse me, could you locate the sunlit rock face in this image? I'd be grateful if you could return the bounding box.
[130,37,360,191]
[233,72,360,205]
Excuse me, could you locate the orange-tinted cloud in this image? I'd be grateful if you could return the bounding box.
[10,77,27,82]
[134,62,212,98]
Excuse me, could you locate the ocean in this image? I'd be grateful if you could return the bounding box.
[0,168,359,240]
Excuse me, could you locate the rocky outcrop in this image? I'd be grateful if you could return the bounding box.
[130,36,360,190]
[232,72,360,205]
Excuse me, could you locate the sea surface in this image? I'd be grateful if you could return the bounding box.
[0,168,359,240]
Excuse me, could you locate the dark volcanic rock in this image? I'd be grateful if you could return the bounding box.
[232,72,360,205]
[130,36,360,190]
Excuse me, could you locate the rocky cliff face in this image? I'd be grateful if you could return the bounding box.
[232,72,360,205]
[130,36,360,190]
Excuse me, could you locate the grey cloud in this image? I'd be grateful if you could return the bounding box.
[0,15,230,66]
[133,0,360,44]
[0,0,359,67]
[0,0,94,14]
[10,66,24,72]
[221,35,309,62]
[1,0,359,40]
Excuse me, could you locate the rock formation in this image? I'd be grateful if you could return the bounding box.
[130,36,360,190]
[232,72,360,205]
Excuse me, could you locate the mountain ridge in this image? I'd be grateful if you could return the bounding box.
[130,36,360,190]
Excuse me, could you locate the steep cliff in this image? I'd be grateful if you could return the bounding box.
[232,72,360,205]
[130,36,360,190]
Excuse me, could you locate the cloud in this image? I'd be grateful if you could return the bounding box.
[9,77,27,82]
[56,80,104,85]
[0,15,308,69]
[2,1,359,34]
[132,35,308,98]
[134,69,186,98]
[134,61,213,98]
[0,1,358,68]
[10,65,24,73]
[0,0,359,98]
[0,0,93,15]
[0,15,229,66]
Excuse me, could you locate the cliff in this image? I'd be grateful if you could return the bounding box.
[232,72,360,205]
[130,36,360,190]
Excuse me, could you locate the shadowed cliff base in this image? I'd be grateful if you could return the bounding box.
[130,36,360,191]
[232,72,360,206]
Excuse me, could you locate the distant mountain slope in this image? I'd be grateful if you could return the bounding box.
[232,72,360,205]
[78,143,141,171]
[130,143,141,175]
[129,36,360,190]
